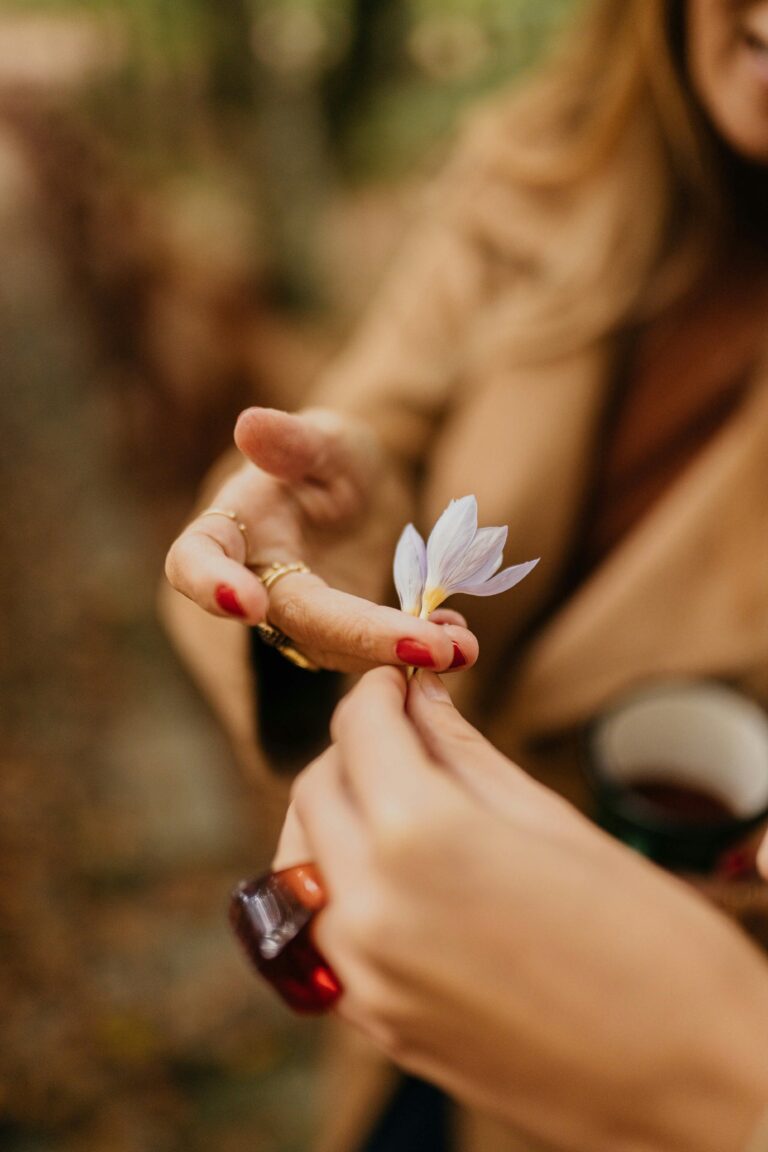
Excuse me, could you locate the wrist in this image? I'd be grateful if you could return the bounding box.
[667,1072,768,1152]
[744,1105,768,1152]
[649,995,768,1152]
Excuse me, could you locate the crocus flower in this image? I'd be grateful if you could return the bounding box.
[394,495,539,619]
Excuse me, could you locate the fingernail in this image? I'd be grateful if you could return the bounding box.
[215,584,246,618]
[449,643,467,669]
[395,639,436,668]
[716,847,754,881]
[418,672,451,702]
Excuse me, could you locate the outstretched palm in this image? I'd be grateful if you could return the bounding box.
[165,406,478,674]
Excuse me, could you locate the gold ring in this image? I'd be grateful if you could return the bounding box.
[256,561,313,591]
[253,622,319,671]
[199,508,250,561]
[252,561,317,670]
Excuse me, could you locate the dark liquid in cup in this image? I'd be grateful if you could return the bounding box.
[626,772,735,823]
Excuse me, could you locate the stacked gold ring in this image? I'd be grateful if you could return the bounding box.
[257,561,313,590]
[252,561,319,672]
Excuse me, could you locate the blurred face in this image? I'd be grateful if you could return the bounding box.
[688,0,768,163]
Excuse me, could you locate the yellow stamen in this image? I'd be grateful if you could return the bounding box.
[420,587,447,618]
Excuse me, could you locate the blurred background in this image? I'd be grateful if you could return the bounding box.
[0,2,574,1150]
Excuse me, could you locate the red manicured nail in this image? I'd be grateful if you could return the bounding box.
[395,639,436,668]
[449,643,467,669]
[215,584,246,618]
[717,847,755,880]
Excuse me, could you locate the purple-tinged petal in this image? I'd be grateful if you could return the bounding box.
[442,525,508,591]
[425,495,478,591]
[393,523,427,614]
[452,558,539,597]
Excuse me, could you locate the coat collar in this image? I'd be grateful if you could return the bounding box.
[505,368,768,739]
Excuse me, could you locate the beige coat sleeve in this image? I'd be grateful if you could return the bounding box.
[311,138,500,473]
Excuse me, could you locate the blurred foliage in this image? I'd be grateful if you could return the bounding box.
[0,0,577,300]
[6,0,577,166]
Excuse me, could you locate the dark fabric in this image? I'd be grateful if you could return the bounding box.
[248,628,343,773]
[578,264,768,574]
[357,1075,453,1152]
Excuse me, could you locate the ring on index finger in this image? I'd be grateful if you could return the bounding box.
[253,560,319,671]
[255,560,313,589]
[198,507,250,561]
[253,621,320,671]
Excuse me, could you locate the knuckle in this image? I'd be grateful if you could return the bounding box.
[374,808,421,863]
[274,591,310,636]
[340,616,381,663]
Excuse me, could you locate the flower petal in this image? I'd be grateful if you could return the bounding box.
[425,495,478,592]
[452,558,539,597]
[393,523,427,615]
[441,525,508,592]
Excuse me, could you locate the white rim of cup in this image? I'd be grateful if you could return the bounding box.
[590,679,768,821]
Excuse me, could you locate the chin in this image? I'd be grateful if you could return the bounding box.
[724,129,768,166]
[711,103,768,167]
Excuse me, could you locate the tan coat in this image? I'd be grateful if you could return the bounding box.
[160,117,768,1152]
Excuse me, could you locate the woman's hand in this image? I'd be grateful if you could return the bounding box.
[164,407,478,673]
[283,668,768,1152]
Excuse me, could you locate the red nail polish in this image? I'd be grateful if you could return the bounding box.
[395,639,436,668]
[717,847,755,881]
[215,584,246,618]
[449,643,467,669]
[230,865,342,1014]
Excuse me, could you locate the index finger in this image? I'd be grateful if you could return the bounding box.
[165,524,269,620]
[330,667,450,823]
[268,577,478,674]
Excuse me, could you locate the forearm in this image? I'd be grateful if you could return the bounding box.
[655,1042,768,1152]
[745,1107,768,1152]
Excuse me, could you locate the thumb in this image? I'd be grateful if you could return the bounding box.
[406,672,499,768]
[235,406,372,523]
[235,407,336,485]
[407,673,579,831]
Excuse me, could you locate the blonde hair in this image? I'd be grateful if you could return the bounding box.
[450,0,738,364]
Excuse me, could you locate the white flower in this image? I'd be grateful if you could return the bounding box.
[393,523,427,615]
[393,495,539,619]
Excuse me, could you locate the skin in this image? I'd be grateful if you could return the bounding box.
[165,407,478,674]
[166,3,768,1146]
[688,0,768,164]
[278,669,768,1152]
